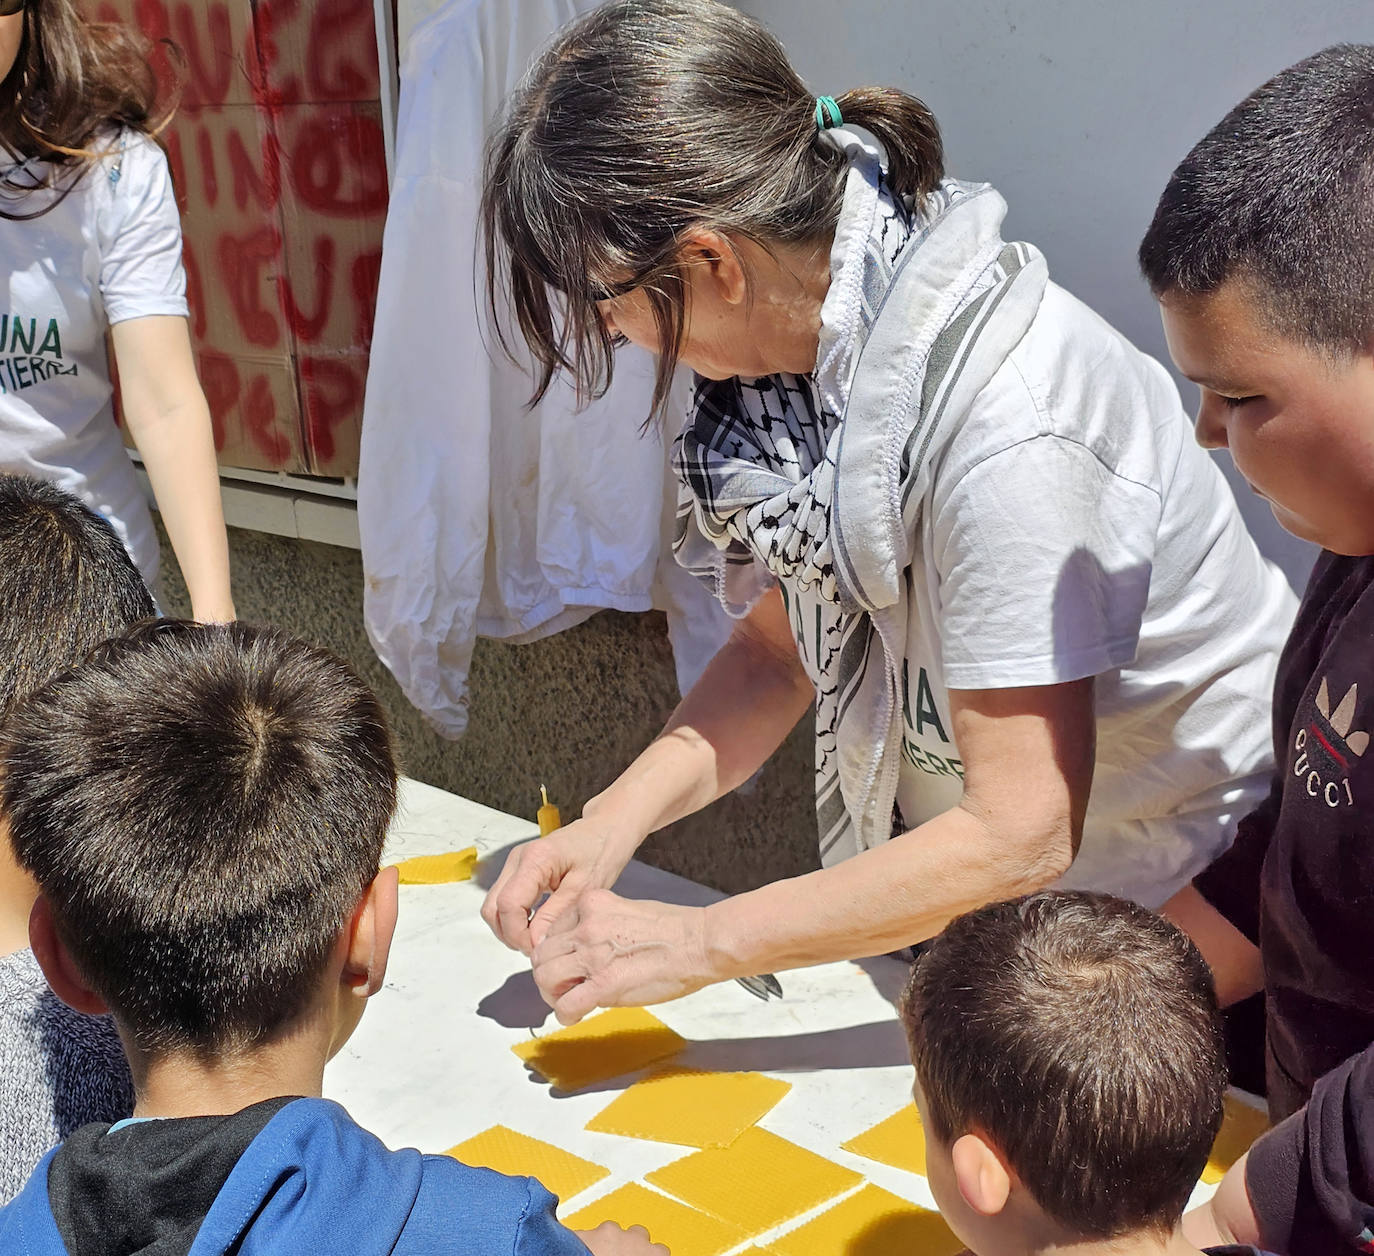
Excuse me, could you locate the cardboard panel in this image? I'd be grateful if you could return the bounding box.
[255,0,384,106]
[299,349,368,476]
[171,106,290,353]
[198,349,308,473]
[88,0,388,477]
[275,103,388,351]
[91,0,259,108]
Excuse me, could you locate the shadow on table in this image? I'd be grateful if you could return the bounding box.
[844,1211,966,1256]
[477,970,551,1030]
[854,954,916,1009]
[512,1017,911,1098]
[472,843,512,893]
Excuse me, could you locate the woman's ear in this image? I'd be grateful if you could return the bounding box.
[28,896,109,1017]
[678,227,748,306]
[951,1132,1013,1218]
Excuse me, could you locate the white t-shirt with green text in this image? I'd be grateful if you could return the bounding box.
[0,133,188,588]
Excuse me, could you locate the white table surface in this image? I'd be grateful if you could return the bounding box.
[327,778,1220,1235]
[326,778,937,1222]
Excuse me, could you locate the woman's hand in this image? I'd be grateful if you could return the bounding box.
[481,817,643,956]
[481,588,812,958]
[530,890,717,1024]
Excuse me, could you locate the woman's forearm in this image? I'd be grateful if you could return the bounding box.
[702,801,1074,979]
[699,679,1093,977]
[586,590,813,841]
[112,317,233,622]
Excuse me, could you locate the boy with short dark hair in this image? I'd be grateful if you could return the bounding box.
[0,472,155,1203]
[902,890,1270,1256]
[0,621,660,1256]
[1138,42,1374,1256]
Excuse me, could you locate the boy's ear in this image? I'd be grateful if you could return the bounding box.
[28,896,109,1017]
[951,1132,1012,1218]
[343,865,399,1000]
[678,226,747,306]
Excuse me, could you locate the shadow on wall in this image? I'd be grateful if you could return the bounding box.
[157,521,820,896]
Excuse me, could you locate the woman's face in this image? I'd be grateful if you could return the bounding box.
[594,233,829,381]
[0,12,23,87]
[596,278,767,382]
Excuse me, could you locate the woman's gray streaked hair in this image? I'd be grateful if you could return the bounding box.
[481,0,944,421]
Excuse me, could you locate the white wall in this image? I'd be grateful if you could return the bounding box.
[737,0,1372,587]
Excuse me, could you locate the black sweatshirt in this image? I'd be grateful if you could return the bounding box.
[1246,1044,1374,1256]
[1195,551,1374,1120]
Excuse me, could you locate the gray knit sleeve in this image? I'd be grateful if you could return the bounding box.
[0,949,133,1203]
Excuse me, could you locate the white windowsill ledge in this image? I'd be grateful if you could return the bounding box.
[133,460,362,551]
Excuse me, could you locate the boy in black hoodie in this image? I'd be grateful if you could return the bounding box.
[1139,41,1374,1256]
[0,621,662,1256]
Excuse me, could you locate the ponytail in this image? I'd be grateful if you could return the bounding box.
[831,87,944,202]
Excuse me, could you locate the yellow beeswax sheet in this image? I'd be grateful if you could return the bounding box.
[394,848,478,885]
[512,1007,687,1092]
[444,1126,609,1202]
[563,1183,751,1256]
[1201,1093,1270,1185]
[585,1068,792,1149]
[645,1126,863,1233]
[840,1103,927,1176]
[770,1184,964,1256]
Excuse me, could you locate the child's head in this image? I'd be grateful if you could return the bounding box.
[0,473,154,723]
[902,891,1225,1255]
[2,620,399,1066]
[481,0,944,418]
[1139,44,1374,556]
[0,473,154,956]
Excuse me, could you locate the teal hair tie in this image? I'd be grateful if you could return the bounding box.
[814,96,844,132]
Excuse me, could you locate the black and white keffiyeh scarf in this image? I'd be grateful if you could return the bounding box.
[674,139,1048,865]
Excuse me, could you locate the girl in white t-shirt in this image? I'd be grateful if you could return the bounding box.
[0,0,231,620]
[477,0,1297,1023]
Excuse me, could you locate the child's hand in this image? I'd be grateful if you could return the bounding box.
[575,1222,670,1256]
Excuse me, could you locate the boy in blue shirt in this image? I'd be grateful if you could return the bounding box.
[1139,42,1374,1256]
[0,620,661,1256]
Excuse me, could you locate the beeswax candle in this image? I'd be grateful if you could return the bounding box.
[537,784,562,836]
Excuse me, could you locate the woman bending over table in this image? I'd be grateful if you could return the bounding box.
[480,0,1293,1022]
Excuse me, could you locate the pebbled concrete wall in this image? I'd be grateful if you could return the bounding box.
[157,522,820,895]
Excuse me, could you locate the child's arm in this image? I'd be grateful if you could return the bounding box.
[1161,885,1264,1007]
[575,1223,669,1256]
[1188,1045,1374,1256]
[1182,1152,1261,1249]
[508,1178,669,1256]
[1165,773,1281,1005]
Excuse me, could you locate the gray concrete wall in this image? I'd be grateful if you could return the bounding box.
[157,522,819,894]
